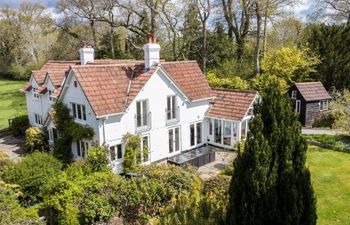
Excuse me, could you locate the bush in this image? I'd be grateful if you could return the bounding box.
[10,115,29,136]
[85,146,110,172]
[42,162,119,225]
[117,164,201,224]
[0,151,11,171]
[25,127,48,152]
[157,175,229,225]
[0,185,43,225]
[1,152,62,205]
[312,113,334,128]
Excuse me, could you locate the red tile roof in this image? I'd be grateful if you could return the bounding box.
[21,82,32,92]
[70,61,215,117]
[71,63,156,116]
[161,61,214,101]
[37,85,48,94]
[294,82,332,101]
[208,88,258,121]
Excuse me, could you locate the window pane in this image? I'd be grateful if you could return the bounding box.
[224,121,232,146]
[136,101,141,127]
[117,144,122,159]
[215,119,222,144]
[241,121,247,140]
[110,146,116,161]
[232,122,237,139]
[175,128,179,151]
[196,122,202,144]
[190,124,195,146]
[82,105,86,120]
[209,119,213,135]
[77,104,82,119]
[167,96,171,120]
[142,100,148,126]
[172,96,176,119]
[72,103,77,118]
[76,140,81,157]
[169,130,174,153]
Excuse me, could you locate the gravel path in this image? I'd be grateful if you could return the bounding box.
[0,135,25,161]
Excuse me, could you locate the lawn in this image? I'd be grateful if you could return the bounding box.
[0,78,26,129]
[307,145,350,225]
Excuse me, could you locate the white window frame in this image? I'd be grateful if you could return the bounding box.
[291,90,297,99]
[168,127,180,153]
[141,135,150,162]
[34,113,43,125]
[295,100,301,113]
[319,100,329,111]
[71,102,87,121]
[33,88,39,99]
[76,140,89,158]
[110,144,123,161]
[48,90,54,102]
[136,99,149,128]
[190,122,202,147]
[166,95,177,121]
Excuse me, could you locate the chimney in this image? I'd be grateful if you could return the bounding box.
[79,43,94,65]
[143,34,160,70]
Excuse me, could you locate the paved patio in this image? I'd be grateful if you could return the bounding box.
[197,150,236,180]
[0,135,25,161]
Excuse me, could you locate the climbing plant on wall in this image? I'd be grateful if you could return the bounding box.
[52,102,94,163]
[122,133,144,173]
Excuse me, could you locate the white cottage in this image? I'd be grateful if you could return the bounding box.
[22,37,258,173]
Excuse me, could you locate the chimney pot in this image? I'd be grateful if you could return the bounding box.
[143,35,160,70]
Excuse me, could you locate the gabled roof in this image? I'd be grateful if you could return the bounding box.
[33,61,80,85]
[161,61,214,101]
[69,61,215,117]
[21,82,32,92]
[293,82,332,102]
[71,63,156,117]
[207,88,258,121]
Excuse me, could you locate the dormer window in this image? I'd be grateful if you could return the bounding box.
[48,90,54,102]
[33,88,39,99]
[291,90,297,99]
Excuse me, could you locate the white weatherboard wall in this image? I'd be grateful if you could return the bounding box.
[99,67,211,173]
[60,72,100,160]
[26,76,43,126]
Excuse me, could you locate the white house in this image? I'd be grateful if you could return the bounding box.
[22,37,258,173]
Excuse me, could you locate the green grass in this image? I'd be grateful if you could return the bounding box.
[307,145,350,225]
[0,78,26,129]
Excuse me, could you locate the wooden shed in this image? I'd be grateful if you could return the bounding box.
[288,82,332,126]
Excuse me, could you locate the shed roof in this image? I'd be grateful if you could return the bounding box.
[294,82,332,101]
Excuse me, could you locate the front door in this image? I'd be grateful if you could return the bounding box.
[168,127,180,153]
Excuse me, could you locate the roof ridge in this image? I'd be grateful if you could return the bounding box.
[161,60,197,64]
[71,63,145,69]
[295,81,321,84]
[212,87,257,94]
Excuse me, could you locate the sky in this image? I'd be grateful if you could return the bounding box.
[0,0,317,21]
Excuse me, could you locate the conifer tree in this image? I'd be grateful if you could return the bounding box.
[226,81,317,225]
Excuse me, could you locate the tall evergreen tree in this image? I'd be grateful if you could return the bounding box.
[227,82,317,225]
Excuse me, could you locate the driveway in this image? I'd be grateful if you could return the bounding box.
[197,151,236,180]
[302,128,348,135]
[0,135,25,161]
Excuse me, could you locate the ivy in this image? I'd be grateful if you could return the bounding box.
[122,133,146,173]
[52,102,94,164]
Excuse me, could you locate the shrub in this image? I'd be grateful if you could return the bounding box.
[0,151,11,171]
[1,152,62,205]
[25,127,48,152]
[118,164,201,224]
[0,185,43,225]
[42,162,119,225]
[10,115,29,136]
[85,146,110,172]
[123,133,142,173]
